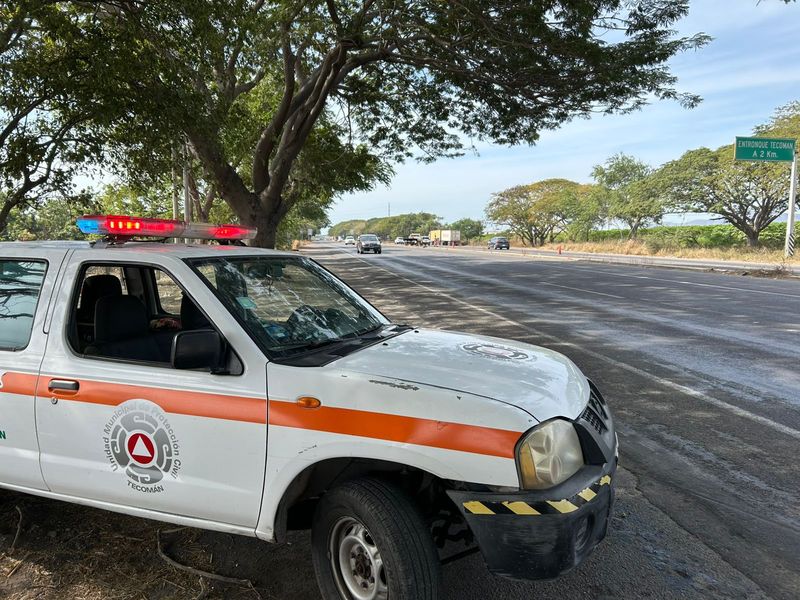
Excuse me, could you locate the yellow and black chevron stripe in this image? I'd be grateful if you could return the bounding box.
[463,475,611,516]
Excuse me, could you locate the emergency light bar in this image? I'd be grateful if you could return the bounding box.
[76,215,257,241]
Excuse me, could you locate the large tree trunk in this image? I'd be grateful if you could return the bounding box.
[0,200,14,236]
[745,229,760,247]
[627,219,641,240]
[252,211,282,248]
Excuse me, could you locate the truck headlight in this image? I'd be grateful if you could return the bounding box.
[517,419,584,489]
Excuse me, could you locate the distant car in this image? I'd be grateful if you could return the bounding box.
[420,236,431,247]
[488,236,510,250]
[357,234,382,254]
[394,237,405,245]
[344,236,356,245]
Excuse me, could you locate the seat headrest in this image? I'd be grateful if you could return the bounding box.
[180,295,211,330]
[79,275,123,326]
[94,295,149,344]
[80,274,123,310]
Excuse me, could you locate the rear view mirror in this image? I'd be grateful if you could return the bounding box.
[171,330,223,371]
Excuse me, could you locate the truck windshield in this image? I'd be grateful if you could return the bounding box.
[187,256,389,359]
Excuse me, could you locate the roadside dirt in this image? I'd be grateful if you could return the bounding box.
[0,489,312,600]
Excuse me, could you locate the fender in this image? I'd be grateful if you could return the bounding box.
[257,365,536,540]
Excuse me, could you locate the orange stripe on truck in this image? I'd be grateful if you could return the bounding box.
[0,372,39,396]
[40,377,268,424]
[269,400,519,458]
[3,371,519,458]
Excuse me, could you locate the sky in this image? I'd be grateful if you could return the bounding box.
[327,0,800,227]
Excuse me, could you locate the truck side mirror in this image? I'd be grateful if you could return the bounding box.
[171,330,223,372]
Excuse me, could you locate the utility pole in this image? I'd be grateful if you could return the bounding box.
[388,202,390,217]
[784,151,797,258]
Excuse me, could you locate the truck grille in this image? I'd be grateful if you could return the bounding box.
[581,387,608,435]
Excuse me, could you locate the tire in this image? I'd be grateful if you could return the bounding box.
[312,478,441,600]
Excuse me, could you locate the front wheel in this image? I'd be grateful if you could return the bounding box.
[312,478,441,600]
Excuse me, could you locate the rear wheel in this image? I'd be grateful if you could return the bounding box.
[312,478,441,600]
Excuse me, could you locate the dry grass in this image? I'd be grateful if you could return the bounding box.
[539,239,799,265]
[0,493,268,600]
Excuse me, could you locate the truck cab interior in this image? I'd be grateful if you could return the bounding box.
[67,263,231,371]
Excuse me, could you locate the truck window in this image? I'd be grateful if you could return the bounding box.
[69,263,210,365]
[0,259,47,351]
[153,269,182,315]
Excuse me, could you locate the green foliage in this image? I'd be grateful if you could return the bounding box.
[591,153,664,238]
[0,2,105,233]
[329,213,442,240]
[583,222,788,250]
[646,101,800,247]
[754,101,800,139]
[93,184,173,219]
[652,144,789,246]
[447,218,484,241]
[9,0,707,246]
[486,179,598,246]
[0,193,95,242]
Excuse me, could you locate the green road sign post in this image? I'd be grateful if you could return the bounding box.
[734,136,797,259]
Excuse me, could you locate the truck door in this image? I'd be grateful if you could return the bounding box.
[35,253,268,528]
[0,249,68,490]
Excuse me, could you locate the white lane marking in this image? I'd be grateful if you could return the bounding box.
[334,248,800,441]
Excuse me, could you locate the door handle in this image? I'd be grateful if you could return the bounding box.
[48,379,80,393]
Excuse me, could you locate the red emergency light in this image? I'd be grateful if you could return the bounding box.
[77,215,257,241]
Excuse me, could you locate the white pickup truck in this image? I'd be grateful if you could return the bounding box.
[0,215,617,600]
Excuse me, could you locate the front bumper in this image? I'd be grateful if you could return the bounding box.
[447,465,616,581]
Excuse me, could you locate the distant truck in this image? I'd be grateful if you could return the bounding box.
[403,232,430,246]
[430,229,461,246]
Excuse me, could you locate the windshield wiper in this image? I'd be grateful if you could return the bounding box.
[273,323,412,355]
[273,336,357,353]
[356,322,412,338]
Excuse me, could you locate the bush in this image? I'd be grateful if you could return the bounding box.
[583,222,787,250]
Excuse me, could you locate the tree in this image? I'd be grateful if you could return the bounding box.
[592,153,663,238]
[0,1,102,235]
[653,146,789,247]
[67,0,707,247]
[329,212,442,240]
[448,218,483,241]
[561,185,603,242]
[487,179,585,246]
[754,101,800,140]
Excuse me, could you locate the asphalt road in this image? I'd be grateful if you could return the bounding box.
[303,241,800,600]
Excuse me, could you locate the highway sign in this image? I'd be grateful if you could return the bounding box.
[734,137,795,162]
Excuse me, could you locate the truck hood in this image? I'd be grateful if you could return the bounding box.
[334,328,589,422]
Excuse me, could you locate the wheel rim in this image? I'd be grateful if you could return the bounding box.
[329,517,388,600]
